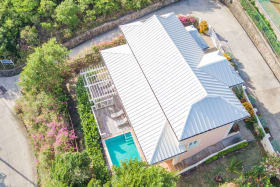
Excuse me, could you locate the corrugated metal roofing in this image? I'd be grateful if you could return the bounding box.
[185,25,209,50]
[198,51,243,87]
[101,13,248,164]
[101,45,186,164]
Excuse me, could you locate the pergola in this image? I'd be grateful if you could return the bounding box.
[81,64,116,110]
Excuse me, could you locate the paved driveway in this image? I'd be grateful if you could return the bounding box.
[70,0,280,143]
[0,76,36,187]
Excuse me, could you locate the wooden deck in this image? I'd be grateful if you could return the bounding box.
[93,95,131,139]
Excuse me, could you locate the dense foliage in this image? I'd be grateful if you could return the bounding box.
[109,160,179,187]
[205,142,249,164]
[231,155,280,186]
[240,0,280,57]
[49,152,92,187]
[0,0,159,65]
[15,39,77,186]
[76,76,109,184]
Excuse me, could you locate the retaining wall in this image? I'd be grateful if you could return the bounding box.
[63,0,179,49]
[0,64,25,77]
[221,0,280,82]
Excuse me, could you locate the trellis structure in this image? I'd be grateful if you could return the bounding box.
[81,64,116,110]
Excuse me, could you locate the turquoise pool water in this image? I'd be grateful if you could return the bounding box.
[105,132,141,166]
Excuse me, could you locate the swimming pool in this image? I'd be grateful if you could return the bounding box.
[105,132,141,166]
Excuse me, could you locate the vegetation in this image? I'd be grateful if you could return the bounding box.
[199,20,209,34]
[240,0,280,57]
[75,76,109,184]
[178,15,199,28]
[231,155,280,186]
[178,141,263,187]
[15,39,77,186]
[49,152,92,186]
[0,0,160,67]
[109,160,179,187]
[205,142,249,164]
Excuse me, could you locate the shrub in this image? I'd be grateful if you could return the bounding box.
[223,52,232,61]
[50,151,92,186]
[242,101,256,123]
[199,20,209,34]
[205,142,249,164]
[76,77,109,184]
[178,15,199,28]
[240,0,280,57]
[109,160,179,187]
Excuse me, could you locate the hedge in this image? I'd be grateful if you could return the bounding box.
[76,76,109,184]
[240,0,280,57]
[205,141,249,164]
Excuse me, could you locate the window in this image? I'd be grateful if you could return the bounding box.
[188,140,200,150]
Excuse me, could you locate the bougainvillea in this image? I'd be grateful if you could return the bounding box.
[178,15,199,28]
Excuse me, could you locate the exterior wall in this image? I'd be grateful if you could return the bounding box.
[172,123,232,165]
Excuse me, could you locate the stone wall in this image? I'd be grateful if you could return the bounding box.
[0,64,25,77]
[63,0,179,49]
[221,0,280,81]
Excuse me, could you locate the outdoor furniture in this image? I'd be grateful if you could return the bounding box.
[117,117,128,127]
[0,59,14,69]
[111,109,124,118]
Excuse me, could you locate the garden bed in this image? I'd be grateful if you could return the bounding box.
[178,141,263,187]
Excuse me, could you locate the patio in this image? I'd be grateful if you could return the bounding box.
[81,63,131,139]
[93,95,131,139]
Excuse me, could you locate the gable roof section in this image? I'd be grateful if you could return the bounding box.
[199,51,243,87]
[101,45,186,164]
[185,25,209,50]
[120,13,248,141]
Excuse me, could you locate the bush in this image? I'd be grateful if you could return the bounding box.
[109,160,179,187]
[199,20,209,34]
[242,101,256,123]
[205,142,249,164]
[178,15,199,28]
[240,0,280,57]
[76,77,109,184]
[50,151,92,187]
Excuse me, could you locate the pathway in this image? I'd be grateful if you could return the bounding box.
[0,76,36,187]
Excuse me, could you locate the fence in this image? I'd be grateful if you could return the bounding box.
[240,0,280,59]
[210,15,279,155]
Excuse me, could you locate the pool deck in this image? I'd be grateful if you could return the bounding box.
[93,95,131,139]
[92,95,146,167]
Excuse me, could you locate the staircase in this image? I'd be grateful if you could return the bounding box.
[124,133,134,145]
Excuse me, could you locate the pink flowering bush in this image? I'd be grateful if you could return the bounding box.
[178,15,199,29]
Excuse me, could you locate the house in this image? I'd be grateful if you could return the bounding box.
[82,12,249,171]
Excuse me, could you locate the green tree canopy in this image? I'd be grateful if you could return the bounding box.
[19,38,69,96]
[55,0,80,28]
[50,151,92,187]
[109,160,179,187]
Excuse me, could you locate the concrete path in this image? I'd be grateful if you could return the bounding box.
[70,0,280,144]
[0,76,36,187]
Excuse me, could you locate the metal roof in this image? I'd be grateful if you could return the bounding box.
[101,13,248,164]
[199,50,243,87]
[185,25,209,50]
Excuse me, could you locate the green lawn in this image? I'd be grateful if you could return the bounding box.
[177,141,264,187]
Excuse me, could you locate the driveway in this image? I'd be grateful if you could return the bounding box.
[0,76,36,187]
[70,0,280,143]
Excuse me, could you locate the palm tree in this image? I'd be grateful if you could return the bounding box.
[227,157,243,174]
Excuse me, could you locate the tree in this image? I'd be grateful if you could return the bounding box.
[109,160,179,187]
[19,38,69,97]
[226,157,243,174]
[55,0,80,29]
[20,25,39,47]
[50,151,92,187]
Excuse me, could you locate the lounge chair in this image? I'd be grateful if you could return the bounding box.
[117,117,128,127]
[111,109,124,118]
